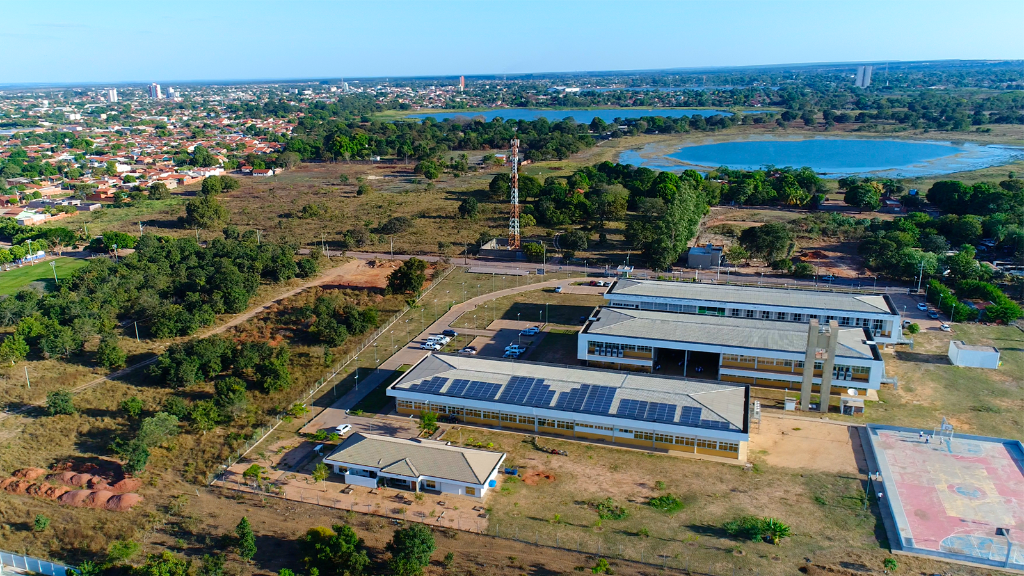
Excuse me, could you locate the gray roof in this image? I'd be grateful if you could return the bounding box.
[324,433,504,485]
[608,279,896,315]
[951,341,999,353]
[587,307,876,359]
[392,354,747,432]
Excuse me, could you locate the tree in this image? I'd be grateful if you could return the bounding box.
[148,182,171,200]
[200,176,223,197]
[386,257,428,295]
[458,197,479,219]
[97,334,127,369]
[418,410,438,434]
[243,464,264,481]
[185,195,228,229]
[300,525,370,576]
[356,183,373,196]
[725,244,749,264]
[189,400,221,433]
[844,183,882,212]
[739,223,793,263]
[120,395,144,418]
[46,389,75,415]
[0,334,29,364]
[33,514,50,531]
[312,462,329,485]
[236,516,257,561]
[792,262,814,277]
[523,242,544,263]
[196,555,224,576]
[386,524,436,576]
[116,439,150,475]
[107,540,141,564]
[944,246,982,283]
[488,175,510,201]
[562,230,589,252]
[906,323,920,334]
[137,552,190,576]
[415,160,441,180]
[138,413,180,448]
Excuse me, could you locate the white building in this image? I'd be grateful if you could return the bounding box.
[605,279,904,344]
[323,433,505,498]
[148,83,162,99]
[947,341,1001,369]
[107,88,118,103]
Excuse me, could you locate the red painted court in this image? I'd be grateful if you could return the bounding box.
[870,427,1024,567]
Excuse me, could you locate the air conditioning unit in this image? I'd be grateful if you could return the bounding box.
[873,329,881,337]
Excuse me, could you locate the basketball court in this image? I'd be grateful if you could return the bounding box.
[865,423,1024,570]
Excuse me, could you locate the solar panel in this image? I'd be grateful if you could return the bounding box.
[555,384,590,411]
[447,379,470,397]
[679,406,702,426]
[523,380,555,407]
[581,386,616,414]
[409,376,448,393]
[647,402,677,423]
[616,398,646,418]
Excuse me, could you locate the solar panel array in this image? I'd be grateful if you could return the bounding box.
[400,372,739,432]
[615,399,676,422]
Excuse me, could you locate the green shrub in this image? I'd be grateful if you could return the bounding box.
[592,497,628,520]
[46,389,75,415]
[647,493,684,513]
[33,514,50,531]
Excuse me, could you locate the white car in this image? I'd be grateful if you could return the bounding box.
[505,344,527,354]
[554,286,563,293]
[503,350,522,359]
[335,424,352,436]
[821,275,835,281]
[520,326,540,336]
[940,324,952,332]
[917,302,928,311]
[426,335,450,345]
[420,342,442,351]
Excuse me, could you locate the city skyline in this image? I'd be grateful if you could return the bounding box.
[1,0,1022,85]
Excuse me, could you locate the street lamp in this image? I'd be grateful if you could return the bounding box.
[50,260,57,283]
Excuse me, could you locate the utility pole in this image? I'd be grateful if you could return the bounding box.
[390,236,394,260]
[134,321,140,342]
[256,230,261,245]
[139,221,144,234]
[916,259,924,292]
[25,367,30,389]
[50,260,57,283]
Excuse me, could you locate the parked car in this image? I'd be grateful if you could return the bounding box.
[520,326,540,336]
[940,323,952,332]
[928,310,940,319]
[821,275,835,281]
[503,350,522,359]
[589,280,598,286]
[420,342,442,351]
[458,346,477,355]
[505,344,527,354]
[596,280,607,287]
[554,286,563,293]
[917,302,928,311]
[335,424,352,436]
[441,329,458,337]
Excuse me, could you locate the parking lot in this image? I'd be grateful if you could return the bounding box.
[889,293,949,332]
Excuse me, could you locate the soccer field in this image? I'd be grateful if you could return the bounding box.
[0,257,89,295]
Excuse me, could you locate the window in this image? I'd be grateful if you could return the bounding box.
[465,486,476,496]
[795,360,805,369]
[635,431,654,441]
[675,436,695,446]
[731,308,742,317]
[814,361,824,371]
[776,311,787,320]
[696,438,717,450]
[760,310,771,319]
[537,418,555,428]
[792,313,804,322]
[840,317,851,326]
[654,433,673,444]
[852,366,870,375]
[500,413,517,422]
[745,309,755,318]
[556,420,574,430]
[682,305,697,314]
[718,442,739,453]
[465,409,482,419]
[398,400,413,409]
[422,480,436,489]
[617,428,633,435]
[517,415,535,425]
[482,411,500,421]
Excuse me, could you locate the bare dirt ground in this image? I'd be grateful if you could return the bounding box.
[748,417,862,475]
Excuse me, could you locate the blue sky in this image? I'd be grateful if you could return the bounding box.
[2,0,1022,85]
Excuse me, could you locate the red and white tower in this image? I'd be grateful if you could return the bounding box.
[508,138,520,250]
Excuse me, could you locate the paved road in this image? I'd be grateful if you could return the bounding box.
[300,276,571,433]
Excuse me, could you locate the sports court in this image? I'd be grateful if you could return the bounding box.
[866,424,1024,570]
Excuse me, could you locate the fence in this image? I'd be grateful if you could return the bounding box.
[207,264,457,484]
[0,551,75,576]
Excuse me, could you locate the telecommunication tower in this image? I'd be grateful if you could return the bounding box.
[508,138,521,249]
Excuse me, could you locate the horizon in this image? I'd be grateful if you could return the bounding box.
[1,0,1022,85]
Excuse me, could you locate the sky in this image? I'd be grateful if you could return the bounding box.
[2,0,1022,85]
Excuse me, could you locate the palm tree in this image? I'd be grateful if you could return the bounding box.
[760,518,791,545]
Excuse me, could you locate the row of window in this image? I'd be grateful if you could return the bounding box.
[590,342,654,354]
[396,400,739,453]
[721,355,872,377]
[613,299,889,331]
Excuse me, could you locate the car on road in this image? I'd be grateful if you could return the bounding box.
[520,326,540,336]
[554,286,563,293]
[821,275,835,281]
[458,346,477,355]
[940,323,952,332]
[917,302,928,311]
[441,329,458,337]
[335,424,352,436]
[928,309,940,319]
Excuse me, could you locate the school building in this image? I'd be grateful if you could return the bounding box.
[604,279,904,344]
[387,354,751,463]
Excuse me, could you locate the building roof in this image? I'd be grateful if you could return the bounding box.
[586,307,877,360]
[608,279,896,316]
[323,433,504,485]
[950,341,999,354]
[391,354,747,433]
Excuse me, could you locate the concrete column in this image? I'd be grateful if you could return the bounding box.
[819,320,839,413]
[799,319,819,411]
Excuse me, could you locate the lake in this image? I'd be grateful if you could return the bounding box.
[618,137,1024,178]
[407,108,749,123]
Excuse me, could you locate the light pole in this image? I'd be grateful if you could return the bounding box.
[50,260,57,283]
[517,313,522,345]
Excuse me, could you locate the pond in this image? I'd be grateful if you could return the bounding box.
[407,108,751,123]
[618,137,1024,178]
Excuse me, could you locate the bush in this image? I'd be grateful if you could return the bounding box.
[97,334,127,369]
[523,242,544,263]
[33,514,50,531]
[722,516,764,541]
[906,323,920,334]
[120,396,144,418]
[592,497,629,520]
[107,539,141,563]
[770,258,792,272]
[46,389,75,415]
[647,493,685,513]
[386,524,436,576]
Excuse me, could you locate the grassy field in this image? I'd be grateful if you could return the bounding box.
[451,290,604,330]
[0,257,89,295]
[448,426,884,576]
[845,324,1024,441]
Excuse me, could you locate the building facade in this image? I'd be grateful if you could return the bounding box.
[604,279,903,344]
[388,354,751,463]
[579,306,885,395]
